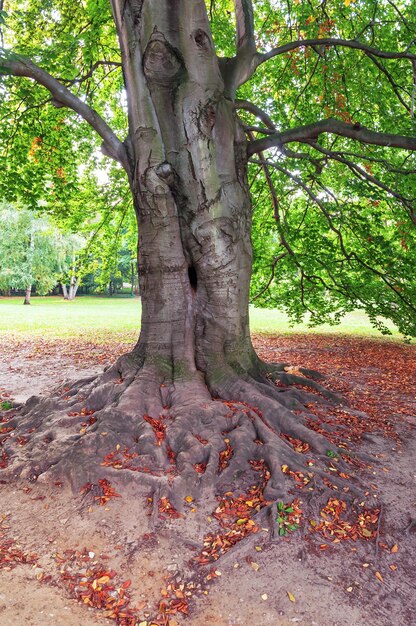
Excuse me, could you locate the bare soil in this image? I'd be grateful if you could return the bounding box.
[0,334,415,626]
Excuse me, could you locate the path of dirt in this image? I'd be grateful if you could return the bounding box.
[0,334,415,626]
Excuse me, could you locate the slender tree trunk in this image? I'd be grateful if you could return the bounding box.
[23,284,31,305]
[61,283,69,299]
[68,275,78,300]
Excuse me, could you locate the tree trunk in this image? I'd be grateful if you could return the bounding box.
[23,284,31,305]
[61,283,69,299]
[68,275,78,300]
[114,0,256,386]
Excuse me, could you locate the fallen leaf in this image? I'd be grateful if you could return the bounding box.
[185,496,193,503]
[97,575,110,584]
[251,562,260,572]
[391,544,398,553]
[287,591,296,602]
[261,593,268,600]
[375,571,383,582]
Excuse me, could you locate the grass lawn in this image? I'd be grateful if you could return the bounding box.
[0,295,401,341]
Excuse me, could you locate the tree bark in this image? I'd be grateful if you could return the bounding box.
[111,0,256,386]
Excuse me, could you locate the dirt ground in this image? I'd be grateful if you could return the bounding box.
[0,333,415,626]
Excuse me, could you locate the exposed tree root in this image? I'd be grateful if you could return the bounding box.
[1,353,377,556]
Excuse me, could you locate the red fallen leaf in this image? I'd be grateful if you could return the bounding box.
[80,482,93,495]
[280,433,310,453]
[144,414,167,445]
[218,439,233,472]
[0,451,9,468]
[166,445,176,464]
[194,434,208,444]
[96,479,121,505]
[80,408,95,416]
[158,497,182,519]
[122,579,132,589]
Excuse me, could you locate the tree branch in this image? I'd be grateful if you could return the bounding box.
[219,1,257,93]
[58,60,122,86]
[365,53,411,113]
[309,142,416,224]
[256,37,416,69]
[250,156,416,316]
[248,118,416,156]
[234,0,256,52]
[250,252,288,302]
[235,98,276,129]
[0,49,129,171]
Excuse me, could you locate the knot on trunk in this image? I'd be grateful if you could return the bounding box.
[143,31,185,85]
[156,162,176,187]
[192,29,212,53]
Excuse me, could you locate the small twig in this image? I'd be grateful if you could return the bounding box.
[374,505,383,561]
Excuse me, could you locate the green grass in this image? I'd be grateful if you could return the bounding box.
[0,295,402,341]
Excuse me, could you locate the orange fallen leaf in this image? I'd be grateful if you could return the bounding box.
[391,544,398,553]
[375,571,383,582]
[97,575,110,584]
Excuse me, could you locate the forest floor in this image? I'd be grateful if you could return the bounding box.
[0,332,415,626]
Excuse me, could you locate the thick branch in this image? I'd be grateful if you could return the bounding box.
[234,0,256,51]
[248,118,416,156]
[0,49,129,171]
[220,2,257,93]
[257,37,416,68]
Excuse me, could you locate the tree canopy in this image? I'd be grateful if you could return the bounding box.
[1,0,415,335]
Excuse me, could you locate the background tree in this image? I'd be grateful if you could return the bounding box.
[0,203,70,303]
[1,1,415,509]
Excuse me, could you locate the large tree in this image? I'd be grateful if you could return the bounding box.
[1,1,415,508]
